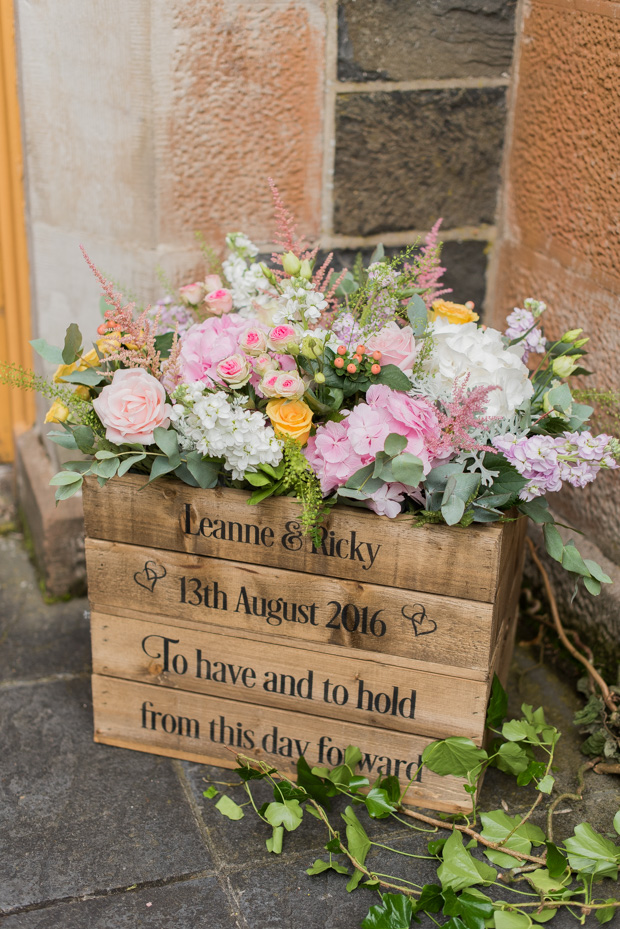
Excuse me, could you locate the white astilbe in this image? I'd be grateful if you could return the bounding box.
[170,384,282,480]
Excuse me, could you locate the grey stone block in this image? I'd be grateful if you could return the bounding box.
[0,876,234,929]
[338,0,516,82]
[0,533,90,683]
[0,678,213,913]
[334,88,507,236]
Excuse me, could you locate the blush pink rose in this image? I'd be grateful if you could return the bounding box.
[268,325,299,351]
[92,368,172,445]
[253,353,278,376]
[366,322,418,374]
[204,288,233,316]
[179,282,206,306]
[259,370,282,398]
[273,371,305,400]
[179,315,249,384]
[216,353,252,388]
[204,274,223,292]
[239,327,268,355]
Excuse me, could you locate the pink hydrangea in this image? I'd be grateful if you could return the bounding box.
[346,403,392,457]
[304,421,365,494]
[178,315,249,385]
[366,482,410,518]
[366,384,441,472]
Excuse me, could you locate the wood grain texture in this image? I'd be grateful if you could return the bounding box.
[90,612,490,741]
[91,674,472,812]
[85,539,498,673]
[82,474,506,601]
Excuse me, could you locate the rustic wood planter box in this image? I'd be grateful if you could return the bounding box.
[83,473,526,814]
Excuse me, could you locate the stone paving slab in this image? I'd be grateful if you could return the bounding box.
[0,876,236,929]
[0,677,213,914]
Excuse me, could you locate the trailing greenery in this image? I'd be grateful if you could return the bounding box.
[204,679,620,927]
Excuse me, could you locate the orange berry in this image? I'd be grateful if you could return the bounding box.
[353,353,362,363]
[104,309,115,319]
[372,350,382,361]
[97,323,108,335]
[346,363,357,374]
[337,345,347,356]
[371,363,381,375]
[356,344,366,355]
[334,357,345,369]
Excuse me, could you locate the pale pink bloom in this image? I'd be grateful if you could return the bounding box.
[275,352,298,371]
[93,368,171,445]
[259,370,282,398]
[366,321,418,374]
[204,288,233,316]
[268,325,299,351]
[366,384,440,473]
[239,327,268,356]
[179,282,206,306]
[346,403,392,457]
[273,371,305,400]
[204,274,223,292]
[179,315,249,384]
[253,353,278,376]
[304,421,364,494]
[216,353,252,388]
[367,482,409,518]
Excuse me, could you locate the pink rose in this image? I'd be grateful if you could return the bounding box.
[179,315,249,384]
[204,288,233,316]
[259,370,282,398]
[179,282,206,306]
[92,368,172,445]
[204,274,223,292]
[273,371,305,400]
[366,322,418,374]
[216,353,252,388]
[239,327,268,356]
[253,353,278,376]
[268,325,299,351]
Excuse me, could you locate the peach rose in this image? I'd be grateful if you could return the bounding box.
[204,288,233,316]
[366,322,418,374]
[92,367,172,445]
[266,398,313,445]
[430,299,479,325]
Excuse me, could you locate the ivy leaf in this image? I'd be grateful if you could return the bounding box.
[273,781,307,803]
[202,786,218,799]
[413,883,443,914]
[536,774,555,794]
[345,745,362,768]
[595,900,618,925]
[479,811,532,868]
[364,787,397,819]
[361,893,414,929]
[342,805,371,867]
[493,741,531,775]
[266,824,284,854]
[525,869,569,895]
[62,323,83,364]
[346,869,365,892]
[214,795,244,821]
[428,838,448,856]
[264,799,303,832]
[30,337,65,365]
[486,675,508,729]
[422,737,488,778]
[376,774,401,804]
[545,842,569,880]
[297,756,336,807]
[494,912,532,929]
[306,857,349,876]
[437,830,497,891]
[614,812,620,836]
[563,823,620,879]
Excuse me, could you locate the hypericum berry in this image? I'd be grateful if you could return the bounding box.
[334,357,345,369]
[356,344,366,355]
[346,363,357,374]
[97,323,108,335]
[371,363,381,375]
[337,345,347,356]
[104,309,115,319]
[372,350,382,361]
[353,353,362,363]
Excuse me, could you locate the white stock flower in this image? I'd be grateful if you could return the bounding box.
[426,320,534,417]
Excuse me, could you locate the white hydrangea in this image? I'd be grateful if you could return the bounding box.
[425,320,534,418]
[170,385,282,480]
[272,278,328,326]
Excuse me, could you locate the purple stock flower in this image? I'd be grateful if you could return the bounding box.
[504,307,546,363]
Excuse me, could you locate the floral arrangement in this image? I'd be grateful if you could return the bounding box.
[3,182,618,596]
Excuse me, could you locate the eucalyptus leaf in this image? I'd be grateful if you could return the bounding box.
[118,453,146,477]
[147,455,179,483]
[47,431,79,450]
[73,425,95,453]
[30,337,65,365]
[60,368,105,386]
[54,480,84,503]
[406,293,429,336]
[154,426,180,460]
[50,470,84,486]
[561,543,590,577]
[62,323,83,364]
[543,524,564,563]
[391,453,423,487]
[384,433,407,457]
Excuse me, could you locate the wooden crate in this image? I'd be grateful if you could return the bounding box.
[83,473,527,812]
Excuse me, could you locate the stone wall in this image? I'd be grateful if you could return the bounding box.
[488,0,620,650]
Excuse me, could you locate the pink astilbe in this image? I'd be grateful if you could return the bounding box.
[80,245,163,378]
[430,374,499,459]
[413,219,452,309]
[268,178,310,261]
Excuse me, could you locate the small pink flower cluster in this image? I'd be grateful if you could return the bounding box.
[178,274,234,317]
[304,385,441,515]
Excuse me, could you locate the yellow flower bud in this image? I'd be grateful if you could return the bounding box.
[44,400,70,423]
[282,252,301,276]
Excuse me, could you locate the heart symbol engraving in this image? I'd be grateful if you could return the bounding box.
[402,603,437,637]
[134,561,167,592]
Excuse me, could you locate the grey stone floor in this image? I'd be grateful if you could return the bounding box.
[1,467,618,928]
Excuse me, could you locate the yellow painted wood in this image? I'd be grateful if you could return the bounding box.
[0,2,35,461]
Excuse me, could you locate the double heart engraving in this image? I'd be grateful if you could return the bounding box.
[134,561,167,592]
[401,603,437,637]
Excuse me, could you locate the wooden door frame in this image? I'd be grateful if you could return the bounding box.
[0,0,35,462]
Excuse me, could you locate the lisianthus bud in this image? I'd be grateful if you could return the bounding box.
[260,263,278,286]
[301,335,322,359]
[561,328,583,343]
[179,282,207,306]
[574,337,589,348]
[216,353,251,388]
[299,259,312,280]
[552,355,579,378]
[204,288,233,316]
[282,252,301,276]
[238,327,268,356]
[314,371,326,384]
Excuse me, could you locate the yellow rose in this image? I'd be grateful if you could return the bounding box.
[80,348,99,367]
[53,360,80,383]
[96,331,121,354]
[44,400,70,423]
[73,385,91,400]
[430,299,479,325]
[266,398,313,446]
[53,347,101,383]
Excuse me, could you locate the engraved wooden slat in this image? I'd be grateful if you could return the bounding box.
[85,539,497,673]
[90,612,491,742]
[82,474,505,602]
[91,674,472,813]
